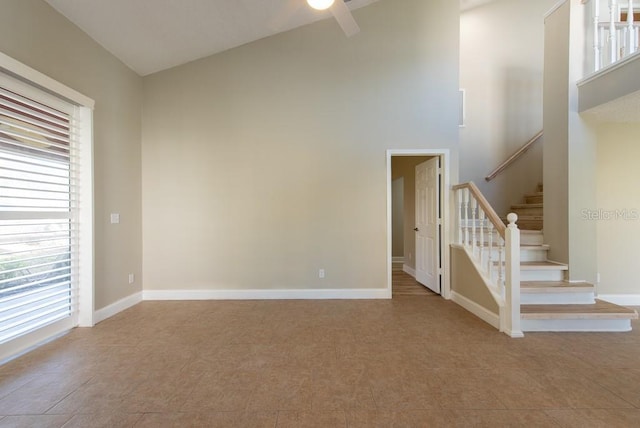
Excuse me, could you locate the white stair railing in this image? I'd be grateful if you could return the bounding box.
[588,0,639,73]
[452,182,522,337]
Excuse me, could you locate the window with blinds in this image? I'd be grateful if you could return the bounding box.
[0,83,77,345]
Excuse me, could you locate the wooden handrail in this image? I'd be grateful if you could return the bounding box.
[485,130,543,182]
[452,181,506,237]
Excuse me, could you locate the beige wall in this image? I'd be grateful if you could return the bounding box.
[391,178,404,258]
[142,0,460,291]
[460,0,556,215]
[451,246,499,314]
[596,123,640,295]
[0,0,143,310]
[391,156,432,269]
[544,1,598,283]
[543,2,571,266]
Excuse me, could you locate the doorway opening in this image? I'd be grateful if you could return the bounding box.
[386,150,450,299]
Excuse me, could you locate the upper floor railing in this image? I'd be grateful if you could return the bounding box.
[586,0,639,73]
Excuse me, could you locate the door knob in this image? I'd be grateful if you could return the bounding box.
[414,227,419,232]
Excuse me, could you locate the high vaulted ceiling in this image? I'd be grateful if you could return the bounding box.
[44,0,380,76]
[45,0,496,77]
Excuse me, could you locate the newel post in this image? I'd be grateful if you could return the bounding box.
[504,213,523,338]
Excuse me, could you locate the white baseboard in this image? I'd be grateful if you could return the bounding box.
[597,294,640,306]
[451,290,500,330]
[392,256,405,263]
[522,318,632,332]
[94,291,142,324]
[143,288,391,301]
[403,264,416,278]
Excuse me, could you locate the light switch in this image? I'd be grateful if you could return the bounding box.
[110,213,120,224]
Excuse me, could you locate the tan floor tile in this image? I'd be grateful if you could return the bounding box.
[346,409,470,427]
[180,369,259,412]
[545,408,640,428]
[463,410,562,427]
[524,368,634,409]
[585,368,640,408]
[367,366,444,410]
[47,371,147,414]
[0,373,91,415]
[0,414,71,428]
[311,362,376,411]
[119,369,202,413]
[134,411,277,427]
[246,367,313,411]
[276,410,347,427]
[445,368,569,409]
[1,299,640,424]
[61,412,143,428]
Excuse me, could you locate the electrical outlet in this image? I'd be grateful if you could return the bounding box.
[128,273,135,284]
[110,213,120,224]
[319,269,325,279]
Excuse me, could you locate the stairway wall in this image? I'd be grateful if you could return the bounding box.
[543,1,598,285]
[451,246,500,315]
[459,0,556,215]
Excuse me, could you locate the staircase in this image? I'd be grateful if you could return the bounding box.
[511,186,638,332]
[504,183,543,230]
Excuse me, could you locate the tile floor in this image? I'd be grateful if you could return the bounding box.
[0,296,640,427]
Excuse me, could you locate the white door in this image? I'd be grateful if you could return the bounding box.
[415,157,440,293]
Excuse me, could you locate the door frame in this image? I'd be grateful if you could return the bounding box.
[386,149,451,299]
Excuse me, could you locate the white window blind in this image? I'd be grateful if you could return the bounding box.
[0,82,78,345]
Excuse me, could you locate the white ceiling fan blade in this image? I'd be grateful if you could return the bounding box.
[329,0,360,37]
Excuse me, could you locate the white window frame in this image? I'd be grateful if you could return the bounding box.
[0,51,94,362]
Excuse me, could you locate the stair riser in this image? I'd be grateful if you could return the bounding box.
[521,293,595,305]
[485,248,548,262]
[522,319,632,332]
[517,221,543,231]
[520,270,565,282]
[520,248,549,262]
[521,233,544,246]
[525,195,543,204]
[512,208,543,216]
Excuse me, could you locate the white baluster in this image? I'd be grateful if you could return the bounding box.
[463,188,470,247]
[610,0,619,63]
[627,0,636,55]
[594,0,602,70]
[470,197,477,256]
[498,235,505,298]
[487,221,494,280]
[478,209,485,266]
[457,190,463,245]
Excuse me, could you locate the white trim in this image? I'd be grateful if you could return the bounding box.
[386,149,451,300]
[392,256,405,263]
[451,291,500,330]
[143,288,391,301]
[578,50,640,85]
[522,318,632,332]
[0,53,95,347]
[598,294,640,306]
[94,292,143,324]
[402,264,416,278]
[77,106,95,327]
[545,0,568,19]
[0,51,94,108]
[0,318,73,363]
